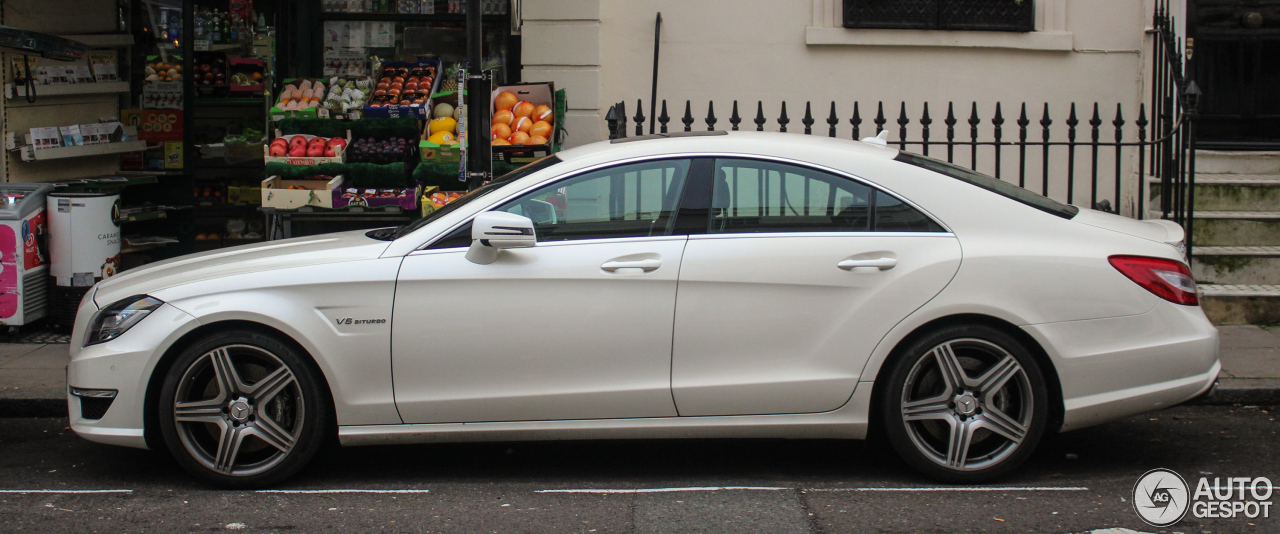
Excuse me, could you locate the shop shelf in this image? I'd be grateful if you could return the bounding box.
[58,34,135,48]
[317,12,507,23]
[4,81,131,100]
[193,98,264,106]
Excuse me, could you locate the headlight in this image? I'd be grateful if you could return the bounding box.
[84,295,164,346]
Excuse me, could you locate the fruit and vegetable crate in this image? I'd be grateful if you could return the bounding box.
[264,131,350,166]
[332,185,421,210]
[489,82,563,164]
[261,175,345,209]
[362,60,442,120]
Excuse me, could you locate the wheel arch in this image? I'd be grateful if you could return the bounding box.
[142,319,338,450]
[865,313,1065,436]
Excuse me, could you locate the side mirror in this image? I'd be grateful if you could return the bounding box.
[465,211,536,265]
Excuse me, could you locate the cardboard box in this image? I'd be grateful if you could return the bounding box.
[261,175,344,209]
[228,58,265,96]
[363,60,441,120]
[332,185,421,210]
[264,131,349,166]
[490,82,557,163]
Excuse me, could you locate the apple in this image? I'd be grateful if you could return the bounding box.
[324,147,335,157]
[306,144,324,157]
[269,144,287,156]
[288,146,306,157]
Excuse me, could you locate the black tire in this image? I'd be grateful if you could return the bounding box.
[158,329,328,488]
[880,324,1049,483]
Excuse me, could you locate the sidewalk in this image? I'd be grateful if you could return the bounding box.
[0,326,1276,418]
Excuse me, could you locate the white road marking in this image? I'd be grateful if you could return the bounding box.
[537,486,790,494]
[256,489,431,494]
[0,489,133,494]
[538,486,1089,494]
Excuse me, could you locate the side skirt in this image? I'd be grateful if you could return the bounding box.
[339,383,872,447]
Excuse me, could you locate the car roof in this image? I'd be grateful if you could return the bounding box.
[552,130,901,164]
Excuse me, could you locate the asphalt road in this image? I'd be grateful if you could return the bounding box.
[0,405,1276,533]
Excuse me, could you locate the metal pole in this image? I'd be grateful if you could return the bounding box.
[649,13,662,134]
[466,0,492,189]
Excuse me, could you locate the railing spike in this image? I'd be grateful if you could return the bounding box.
[1113,103,1125,135]
[850,102,862,140]
[617,100,628,138]
[706,101,717,131]
[897,102,910,150]
[992,102,1005,179]
[605,104,620,140]
[827,101,839,138]
[1090,102,1102,142]
[681,101,694,132]
[755,101,767,131]
[919,103,932,155]
[874,102,886,134]
[802,102,814,135]
[1040,103,1052,129]
[730,100,742,131]
[658,100,670,134]
[778,102,790,133]
[968,102,980,169]
[634,99,646,137]
[1067,103,1079,131]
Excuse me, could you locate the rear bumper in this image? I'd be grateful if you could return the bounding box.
[1022,301,1220,432]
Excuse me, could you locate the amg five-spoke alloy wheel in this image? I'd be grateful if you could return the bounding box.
[881,325,1048,483]
[159,330,328,488]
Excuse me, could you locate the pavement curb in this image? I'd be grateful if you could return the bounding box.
[0,398,67,418]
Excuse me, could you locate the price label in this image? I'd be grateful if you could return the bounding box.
[194,40,211,51]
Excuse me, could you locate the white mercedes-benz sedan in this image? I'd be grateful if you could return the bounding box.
[67,131,1219,487]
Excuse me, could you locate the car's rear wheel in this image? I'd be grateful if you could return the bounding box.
[880,324,1048,483]
[158,330,327,488]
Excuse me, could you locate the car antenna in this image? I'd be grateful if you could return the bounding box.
[861,130,890,147]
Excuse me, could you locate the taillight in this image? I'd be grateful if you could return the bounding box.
[1108,255,1198,306]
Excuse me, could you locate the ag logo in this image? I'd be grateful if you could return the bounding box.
[1134,468,1190,527]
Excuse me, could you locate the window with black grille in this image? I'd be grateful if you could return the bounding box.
[843,0,1034,32]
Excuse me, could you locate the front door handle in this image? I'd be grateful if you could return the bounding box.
[601,259,662,272]
[838,257,897,271]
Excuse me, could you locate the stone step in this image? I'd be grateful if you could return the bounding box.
[1146,174,1280,211]
[1195,150,1280,175]
[1193,246,1280,285]
[1150,210,1280,246]
[1199,284,1280,325]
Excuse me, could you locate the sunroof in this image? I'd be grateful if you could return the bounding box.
[610,130,728,143]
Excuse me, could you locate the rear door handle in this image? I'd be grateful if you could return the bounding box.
[838,257,897,271]
[602,259,662,272]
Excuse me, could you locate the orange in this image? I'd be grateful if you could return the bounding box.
[492,109,514,126]
[509,131,530,145]
[533,104,553,123]
[494,91,518,111]
[528,134,549,145]
[491,138,511,146]
[512,101,535,119]
[529,120,552,138]
[512,116,532,133]
[491,123,512,140]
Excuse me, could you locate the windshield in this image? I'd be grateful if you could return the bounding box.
[894,152,1080,219]
[381,155,563,240]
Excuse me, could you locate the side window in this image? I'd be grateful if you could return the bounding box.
[876,194,945,232]
[709,158,943,234]
[494,159,691,242]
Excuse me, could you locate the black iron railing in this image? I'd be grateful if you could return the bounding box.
[604,1,1201,261]
[843,0,1034,32]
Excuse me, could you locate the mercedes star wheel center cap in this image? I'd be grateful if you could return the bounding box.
[228,398,252,423]
[954,394,978,416]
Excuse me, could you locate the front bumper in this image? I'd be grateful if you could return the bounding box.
[67,302,200,449]
[1022,300,1220,432]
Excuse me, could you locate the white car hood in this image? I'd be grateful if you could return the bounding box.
[93,229,393,307]
[1072,208,1186,247]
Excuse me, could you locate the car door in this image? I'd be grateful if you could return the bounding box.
[392,158,699,424]
[670,157,962,416]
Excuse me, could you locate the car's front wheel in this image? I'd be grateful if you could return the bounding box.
[158,330,327,487]
[881,325,1048,483]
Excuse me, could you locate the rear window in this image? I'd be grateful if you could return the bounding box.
[895,152,1079,220]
